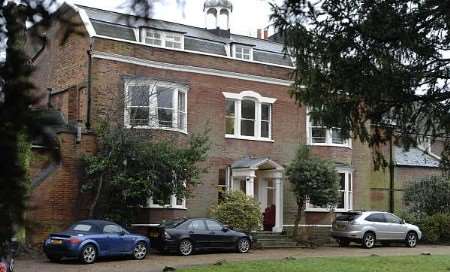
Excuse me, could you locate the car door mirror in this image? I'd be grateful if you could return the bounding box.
[119,230,126,236]
[401,219,406,224]
[222,226,230,232]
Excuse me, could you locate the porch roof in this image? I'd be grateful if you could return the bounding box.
[231,157,284,171]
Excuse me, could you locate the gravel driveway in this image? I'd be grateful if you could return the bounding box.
[15,245,450,272]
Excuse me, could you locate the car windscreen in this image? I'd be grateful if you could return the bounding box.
[160,219,187,229]
[336,213,361,221]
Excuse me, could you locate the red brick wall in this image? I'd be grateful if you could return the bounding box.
[28,10,89,108]
[27,132,97,246]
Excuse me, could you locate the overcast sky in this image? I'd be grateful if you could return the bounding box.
[66,0,283,37]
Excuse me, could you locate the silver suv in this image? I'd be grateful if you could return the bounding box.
[331,211,422,248]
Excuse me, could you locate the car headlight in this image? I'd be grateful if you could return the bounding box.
[164,231,171,240]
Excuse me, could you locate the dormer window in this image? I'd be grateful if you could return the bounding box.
[142,29,184,50]
[233,45,253,60]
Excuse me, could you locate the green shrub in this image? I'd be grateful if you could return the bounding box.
[404,176,450,216]
[400,212,450,243]
[210,191,262,232]
[420,213,450,243]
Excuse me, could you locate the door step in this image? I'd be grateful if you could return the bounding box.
[252,232,304,249]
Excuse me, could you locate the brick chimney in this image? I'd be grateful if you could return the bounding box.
[257,29,262,39]
[263,29,269,40]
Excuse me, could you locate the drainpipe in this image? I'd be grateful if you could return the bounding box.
[86,40,93,130]
[389,135,395,213]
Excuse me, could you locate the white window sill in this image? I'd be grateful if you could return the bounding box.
[125,125,188,135]
[307,143,352,149]
[305,208,350,213]
[148,205,187,210]
[225,134,274,142]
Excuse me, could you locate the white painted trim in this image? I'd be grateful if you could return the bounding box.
[91,34,296,70]
[92,51,293,87]
[222,91,277,104]
[225,134,274,142]
[68,3,96,37]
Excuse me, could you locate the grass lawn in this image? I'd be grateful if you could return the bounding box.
[179,255,450,272]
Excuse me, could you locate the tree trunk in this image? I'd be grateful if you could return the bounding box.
[88,175,104,218]
[293,199,304,238]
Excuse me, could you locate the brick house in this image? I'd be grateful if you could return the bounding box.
[27,0,442,244]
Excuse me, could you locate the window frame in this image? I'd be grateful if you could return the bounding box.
[142,29,184,50]
[124,79,188,133]
[148,194,186,209]
[306,109,352,148]
[223,91,275,142]
[232,44,253,61]
[305,169,353,212]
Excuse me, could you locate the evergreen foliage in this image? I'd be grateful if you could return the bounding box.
[286,146,339,237]
[272,0,450,167]
[80,121,209,226]
[210,191,262,232]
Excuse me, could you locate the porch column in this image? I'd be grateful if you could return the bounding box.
[272,177,283,232]
[245,176,255,197]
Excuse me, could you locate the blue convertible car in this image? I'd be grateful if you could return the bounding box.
[43,220,150,264]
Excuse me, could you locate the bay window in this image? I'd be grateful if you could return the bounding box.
[125,80,188,132]
[223,91,275,141]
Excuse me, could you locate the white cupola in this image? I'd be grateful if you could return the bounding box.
[204,0,233,31]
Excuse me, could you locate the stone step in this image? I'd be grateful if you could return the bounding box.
[256,237,292,242]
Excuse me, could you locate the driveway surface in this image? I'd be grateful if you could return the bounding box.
[16,245,450,272]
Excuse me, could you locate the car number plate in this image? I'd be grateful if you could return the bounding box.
[336,224,346,230]
[51,239,63,245]
[149,231,159,238]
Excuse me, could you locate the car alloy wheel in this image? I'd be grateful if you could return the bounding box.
[81,245,97,264]
[237,238,250,253]
[406,232,417,248]
[363,232,376,249]
[179,239,193,256]
[133,242,147,260]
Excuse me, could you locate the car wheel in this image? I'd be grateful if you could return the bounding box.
[362,232,376,249]
[47,255,61,263]
[178,239,193,256]
[406,232,418,248]
[80,244,97,264]
[133,242,148,260]
[237,238,251,253]
[337,239,350,247]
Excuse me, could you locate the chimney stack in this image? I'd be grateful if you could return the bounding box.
[263,29,269,40]
[257,29,262,39]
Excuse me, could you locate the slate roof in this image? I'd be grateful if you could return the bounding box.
[77,5,293,67]
[394,146,440,168]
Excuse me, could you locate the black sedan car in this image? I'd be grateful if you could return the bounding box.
[148,218,252,256]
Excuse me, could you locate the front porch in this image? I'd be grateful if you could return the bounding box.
[229,157,284,232]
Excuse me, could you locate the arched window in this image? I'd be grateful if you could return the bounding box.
[223,91,275,141]
[218,9,229,30]
[206,8,217,29]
